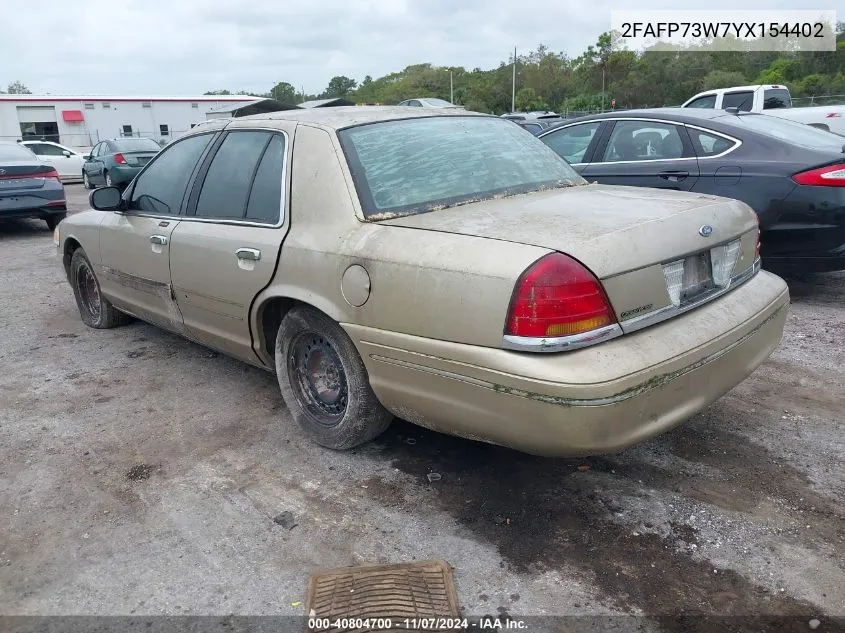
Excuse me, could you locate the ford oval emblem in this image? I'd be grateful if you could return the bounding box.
[699,225,713,237]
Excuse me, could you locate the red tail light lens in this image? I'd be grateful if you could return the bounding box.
[792,163,845,187]
[44,168,61,182]
[0,166,61,181]
[505,253,617,338]
[113,153,126,164]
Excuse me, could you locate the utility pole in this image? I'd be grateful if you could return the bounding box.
[511,46,517,112]
[450,70,454,104]
[601,66,605,112]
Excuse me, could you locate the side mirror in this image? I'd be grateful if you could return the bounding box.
[90,186,123,211]
[62,150,72,158]
[83,154,91,160]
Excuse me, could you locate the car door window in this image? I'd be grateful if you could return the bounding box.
[722,91,753,111]
[408,100,422,107]
[127,133,214,216]
[245,134,286,223]
[689,129,738,157]
[602,121,687,162]
[28,143,53,156]
[195,131,273,220]
[686,95,717,108]
[90,144,100,158]
[541,122,601,163]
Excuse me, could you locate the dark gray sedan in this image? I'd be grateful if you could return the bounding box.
[0,143,66,230]
[539,108,845,273]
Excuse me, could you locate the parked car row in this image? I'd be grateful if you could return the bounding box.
[56,107,789,458]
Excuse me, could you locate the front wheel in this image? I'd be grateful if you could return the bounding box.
[275,306,393,450]
[69,249,131,329]
[82,171,92,189]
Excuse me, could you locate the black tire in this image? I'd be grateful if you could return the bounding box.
[69,249,131,329]
[82,171,92,190]
[45,214,66,231]
[275,306,392,450]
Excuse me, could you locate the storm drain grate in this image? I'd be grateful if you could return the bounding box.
[307,560,459,632]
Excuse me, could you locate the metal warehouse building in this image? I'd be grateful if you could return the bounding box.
[0,94,258,150]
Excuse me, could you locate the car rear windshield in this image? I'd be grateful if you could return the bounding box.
[0,144,37,161]
[112,138,161,152]
[338,116,585,219]
[734,114,845,151]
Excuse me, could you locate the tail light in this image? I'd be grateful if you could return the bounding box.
[113,153,126,164]
[792,163,845,187]
[0,166,61,181]
[505,253,618,339]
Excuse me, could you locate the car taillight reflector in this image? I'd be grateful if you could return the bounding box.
[505,253,617,338]
[792,163,845,187]
[0,166,60,181]
[114,153,126,164]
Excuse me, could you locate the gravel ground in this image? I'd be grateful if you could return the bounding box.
[1,185,843,630]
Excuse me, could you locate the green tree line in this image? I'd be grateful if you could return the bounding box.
[212,23,845,114]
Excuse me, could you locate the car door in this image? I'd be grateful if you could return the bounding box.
[168,128,290,362]
[539,121,606,174]
[97,132,217,330]
[582,119,700,191]
[82,143,101,182]
[29,142,81,180]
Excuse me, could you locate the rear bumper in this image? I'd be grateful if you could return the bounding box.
[109,165,142,183]
[344,270,789,456]
[0,202,66,220]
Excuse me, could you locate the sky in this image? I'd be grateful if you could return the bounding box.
[1,0,808,97]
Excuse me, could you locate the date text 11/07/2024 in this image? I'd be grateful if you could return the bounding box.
[308,618,529,630]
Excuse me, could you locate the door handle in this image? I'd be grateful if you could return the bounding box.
[236,248,261,261]
[150,235,168,245]
[658,171,689,182]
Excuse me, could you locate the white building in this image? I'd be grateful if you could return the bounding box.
[0,94,257,150]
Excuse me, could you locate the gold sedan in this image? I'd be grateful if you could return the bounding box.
[55,108,789,456]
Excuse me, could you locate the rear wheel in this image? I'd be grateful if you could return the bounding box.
[45,214,65,231]
[275,306,393,450]
[69,249,131,329]
[104,171,113,187]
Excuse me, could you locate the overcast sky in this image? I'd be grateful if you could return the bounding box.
[1,0,808,97]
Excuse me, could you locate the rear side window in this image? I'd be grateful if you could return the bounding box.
[245,135,285,223]
[763,89,792,110]
[722,91,753,112]
[128,133,214,215]
[195,132,271,219]
[602,121,688,162]
[689,130,738,157]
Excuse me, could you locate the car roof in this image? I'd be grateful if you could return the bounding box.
[230,106,488,130]
[541,107,763,131]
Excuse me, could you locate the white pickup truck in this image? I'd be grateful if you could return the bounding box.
[681,84,845,135]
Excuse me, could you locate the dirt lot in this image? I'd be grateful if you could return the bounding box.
[1,184,843,629]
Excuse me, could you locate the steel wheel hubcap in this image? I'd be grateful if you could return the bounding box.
[288,332,348,427]
[77,263,101,320]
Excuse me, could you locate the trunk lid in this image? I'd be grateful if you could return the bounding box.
[0,161,52,190]
[380,184,757,278]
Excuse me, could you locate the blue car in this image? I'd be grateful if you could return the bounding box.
[0,142,66,230]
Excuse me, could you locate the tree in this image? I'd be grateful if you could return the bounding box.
[7,80,31,94]
[204,89,232,95]
[702,70,747,91]
[323,75,357,98]
[269,81,297,104]
[515,88,547,112]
